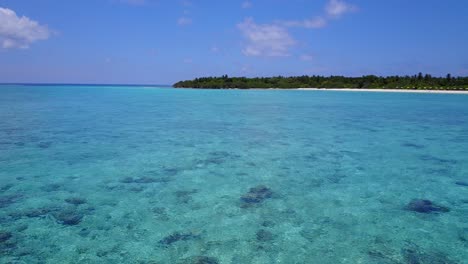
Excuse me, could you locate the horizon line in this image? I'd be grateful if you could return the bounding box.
[0,83,173,87]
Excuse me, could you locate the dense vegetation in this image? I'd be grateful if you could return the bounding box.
[173,73,468,90]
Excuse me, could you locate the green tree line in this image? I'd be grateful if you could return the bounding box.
[173,73,468,90]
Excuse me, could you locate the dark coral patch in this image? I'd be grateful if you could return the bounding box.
[65,197,87,205]
[455,181,468,187]
[402,244,458,264]
[0,194,23,208]
[37,142,52,149]
[240,185,273,207]
[24,207,57,218]
[41,183,62,192]
[458,228,467,242]
[128,186,145,193]
[0,230,16,254]
[139,176,170,184]
[0,184,14,192]
[256,229,274,242]
[418,155,456,164]
[175,189,198,204]
[120,176,171,184]
[405,199,450,214]
[134,177,159,184]
[197,151,241,166]
[0,231,12,243]
[53,209,84,226]
[402,142,425,149]
[119,177,135,183]
[162,168,179,176]
[159,231,201,246]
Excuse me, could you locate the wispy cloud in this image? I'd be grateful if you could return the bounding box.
[281,0,355,29]
[238,18,295,57]
[181,0,192,7]
[178,1,193,26]
[0,7,51,49]
[119,0,147,5]
[177,17,192,26]
[238,1,357,58]
[211,45,220,53]
[300,54,314,61]
[326,0,357,18]
[281,17,327,29]
[241,1,253,9]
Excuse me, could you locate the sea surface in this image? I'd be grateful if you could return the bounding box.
[0,85,467,264]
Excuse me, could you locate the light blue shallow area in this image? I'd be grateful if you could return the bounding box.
[0,85,467,264]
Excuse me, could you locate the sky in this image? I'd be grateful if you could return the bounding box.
[0,0,467,84]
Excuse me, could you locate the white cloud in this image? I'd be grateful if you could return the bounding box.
[0,7,51,49]
[177,17,192,26]
[238,18,295,57]
[281,17,327,29]
[236,1,357,59]
[242,1,253,9]
[326,0,357,18]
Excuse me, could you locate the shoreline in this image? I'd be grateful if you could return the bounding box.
[177,87,468,94]
[296,88,468,94]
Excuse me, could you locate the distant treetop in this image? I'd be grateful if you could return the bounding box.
[173,74,468,90]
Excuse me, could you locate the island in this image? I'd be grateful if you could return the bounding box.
[173,73,468,90]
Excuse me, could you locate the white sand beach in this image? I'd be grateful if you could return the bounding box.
[297,88,468,94]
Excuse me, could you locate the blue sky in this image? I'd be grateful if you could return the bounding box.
[0,0,467,84]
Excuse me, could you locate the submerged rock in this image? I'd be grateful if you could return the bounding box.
[0,230,16,254]
[0,194,23,208]
[405,199,450,213]
[159,231,201,246]
[53,210,84,226]
[256,229,274,242]
[24,207,57,218]
[175,189,198,204]
[0,184,14,192]
[401,244,458,264]
[261,220,275,227]
[38,142,52,149]
[418,155,456,164]
[41,183,62,192]
[128,186,145,193]
[455,181,468,187]
[402,142,425,149]
[458,228,468,242]
[120,176,170,184]
[134,176,159,184]
[0,231,12,243]
[240,185,273,207]
[119,177,135,183]
[162,168,179,176]
[65,197,87,205]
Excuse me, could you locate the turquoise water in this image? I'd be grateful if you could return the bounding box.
[0,85,467,264]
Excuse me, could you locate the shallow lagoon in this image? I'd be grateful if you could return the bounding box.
[0,85,467,263]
